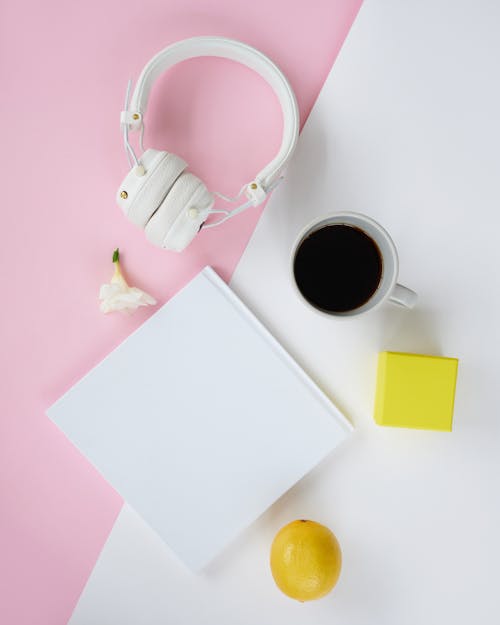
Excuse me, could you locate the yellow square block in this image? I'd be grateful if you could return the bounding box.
[374,352,458,431]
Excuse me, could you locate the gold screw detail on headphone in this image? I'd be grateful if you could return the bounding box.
[120,191,128,199]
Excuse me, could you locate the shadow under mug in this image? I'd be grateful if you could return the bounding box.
[290,212,417,317]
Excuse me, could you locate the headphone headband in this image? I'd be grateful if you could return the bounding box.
[122,36,299,202]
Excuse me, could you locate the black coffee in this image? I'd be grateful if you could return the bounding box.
[293,224,383,313]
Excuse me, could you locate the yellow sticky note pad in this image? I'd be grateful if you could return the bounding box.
[374,352,459,431]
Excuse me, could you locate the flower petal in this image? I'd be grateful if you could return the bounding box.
[99,280,156,314]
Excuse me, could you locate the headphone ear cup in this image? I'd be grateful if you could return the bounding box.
[117,149,187,227]
[145,172,214,252]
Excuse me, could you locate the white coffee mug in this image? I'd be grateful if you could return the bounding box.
[290,212,417,316]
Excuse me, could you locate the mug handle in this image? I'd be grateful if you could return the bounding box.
[389,283,418,309]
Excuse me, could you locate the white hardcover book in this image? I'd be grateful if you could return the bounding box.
[48,267,351,571]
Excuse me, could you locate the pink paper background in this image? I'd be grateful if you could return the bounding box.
[0,1,361,623]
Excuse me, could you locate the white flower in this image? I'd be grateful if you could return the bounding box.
[99,249,156,314]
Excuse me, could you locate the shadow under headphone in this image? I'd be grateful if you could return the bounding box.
[117,36,300,252]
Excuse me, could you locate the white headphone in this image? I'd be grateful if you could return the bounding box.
[117,36,299,252]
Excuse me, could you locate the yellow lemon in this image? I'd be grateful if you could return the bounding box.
[270,519,342,601]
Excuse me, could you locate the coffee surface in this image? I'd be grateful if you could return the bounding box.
[293,224,383,313]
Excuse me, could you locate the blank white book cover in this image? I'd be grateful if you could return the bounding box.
[48,267,351,571]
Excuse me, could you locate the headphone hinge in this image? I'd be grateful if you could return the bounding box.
[245,181,267,205]
[120,110,142,131]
